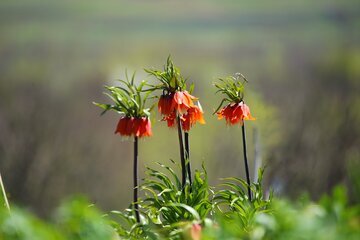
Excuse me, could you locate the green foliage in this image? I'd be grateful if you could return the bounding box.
[1,168,359,240]
[145,56,191,93]
[139,162,211,238]
[213,73,248,113]
[142,162,212,223]
[202,186,360,240]
[0,197,115,240]
[108,164,274,239]
[108,208,149,240]
[93,71,153,118]
[108,165,360,239]
[105,161,213,239]
[0,207,63,240]
[55,197,115,240]
[214,168,272,230]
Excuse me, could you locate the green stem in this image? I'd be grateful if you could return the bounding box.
[177,115,187,188]
[0,172,10,211]
[184,132,192,187]
[133,137,140,223]
[241,123,252,201]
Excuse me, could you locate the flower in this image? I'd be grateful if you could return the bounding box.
[190,223,202,240]
[158,91,197,116]
[158,93,175,116]
[159,91,204,131]
[162,111,177,128]
[94,74,153,138]
[173,91,197,113]
[161,105,205,131]
[115,117,133,136]
[217,102,255,125]
[115,116,152,137]
[181,105,206,132]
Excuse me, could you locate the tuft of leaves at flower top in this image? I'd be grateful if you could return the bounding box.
[213,72,248,114]
[93,71,153,118]
[145,56,193,93]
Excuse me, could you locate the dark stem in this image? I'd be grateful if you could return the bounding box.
[184,132,192,187]
[133,137,140,223]
[241,123,252,201]
[177,115,187,188]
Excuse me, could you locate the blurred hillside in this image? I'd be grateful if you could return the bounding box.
[0,0,359,215]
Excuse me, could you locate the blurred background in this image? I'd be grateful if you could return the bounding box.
[0,0,359,216]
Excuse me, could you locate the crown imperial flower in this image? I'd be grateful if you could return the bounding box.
[173,91,197,113]
[182,105,206,132]
[158,93,175,116]
[145,57,205,188]
[115,116,152,137]
[217,102,255,125]
[214,73,255,125]
[146,57,205,132]
[94,72,153,138]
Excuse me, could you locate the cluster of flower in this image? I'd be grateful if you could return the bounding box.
[112,88,254,138]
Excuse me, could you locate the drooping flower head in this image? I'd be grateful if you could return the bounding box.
[162,111,177,128]
[158,93,174,116]
[214,73,255,125]
[162,103,206,132]
[146,56,205,131]
[94,72,153,138]
[182,104,206,132]
[173,91,197,113]
[115,117,152,137]
[158,91,197,115]
[217,102,255,125]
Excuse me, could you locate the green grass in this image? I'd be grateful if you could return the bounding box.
[0,166,359,239]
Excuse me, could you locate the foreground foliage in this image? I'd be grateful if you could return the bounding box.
[203,186,360,240]
[0,197,116,240]
[1,166,359,240]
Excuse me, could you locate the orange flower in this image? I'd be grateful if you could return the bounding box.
[161,105,205,131]
[159,91,204,131]
[173,91,197,113]
[115,117,133,136]
[181,105,205,132]
[241,103,255,121]
[158,93,175,116]
[158,91,197,116]
[217,102,255,125]
[162,111,177,128]
[115,117,152,137]
[135,117,152,137]
[190,223,202,240]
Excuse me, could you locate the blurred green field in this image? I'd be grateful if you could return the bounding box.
[0,0,359,215]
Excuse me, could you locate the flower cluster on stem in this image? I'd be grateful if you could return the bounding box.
[146,57,205,187]
[94,58,257,224]
[214,73,255,200]
[94,72,154,223]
